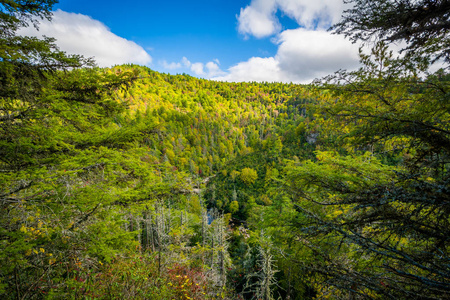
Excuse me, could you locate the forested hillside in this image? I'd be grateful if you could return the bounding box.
[1,0,449,299]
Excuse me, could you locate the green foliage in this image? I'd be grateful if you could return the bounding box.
[3,1,448,299]
[240,168,258,186]
[0,1,317,297]
[332,0,450,63]
[283,42,450,298]
[229,200,239,214]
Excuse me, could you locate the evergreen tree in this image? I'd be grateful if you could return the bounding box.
[285,1,450,297]
[0,1,144,298]
[332,0,450,63]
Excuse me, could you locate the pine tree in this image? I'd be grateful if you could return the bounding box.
[286,10,450,298]
[332,0,450,63]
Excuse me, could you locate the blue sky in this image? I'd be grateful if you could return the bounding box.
[19,0,364,83]
[53,0,270,67]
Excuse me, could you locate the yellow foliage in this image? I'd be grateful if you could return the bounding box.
[240,167,258,185]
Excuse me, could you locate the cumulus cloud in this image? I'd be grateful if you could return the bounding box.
[182,57,192,68]
[238,4,281,38]
[237,0,345,38]
[18,10,152,67]
[215,57,283,82]
[276,28,360,81]
[214,28,361,83]
[205,61,223,77]
[277,0,344,29]
[190,62,205,75]
[160,57,226,78]
[214,0,362,83]
[161,60,182,70]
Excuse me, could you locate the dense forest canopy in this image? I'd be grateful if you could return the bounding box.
[0,0,449,299]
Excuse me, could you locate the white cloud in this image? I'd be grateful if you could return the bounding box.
[238,4,281,38]
[205,61,226,77]
[160,57,226,78]
[214,1,361,83]
[161,60,182,70]
[190,62,205,75]
[276,28,360,81]
[214,28,361,83]
[18,10,152,67]
[276,0,344,29]
[237,0,345,38]
[215,57,284,82]
[182,57,192,68]
[205,61,219,73]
